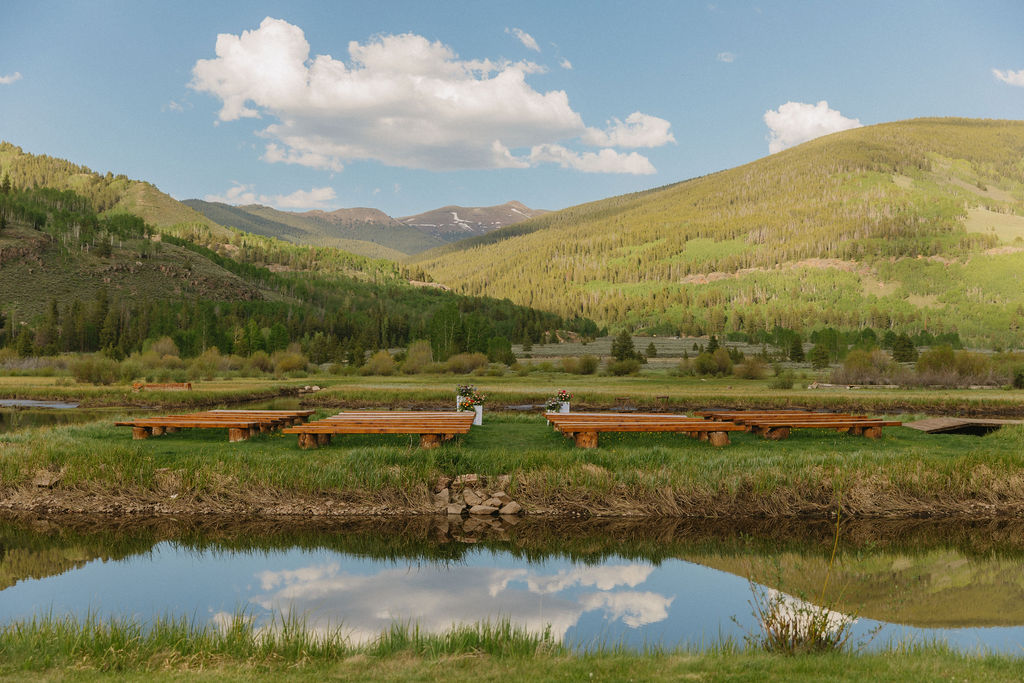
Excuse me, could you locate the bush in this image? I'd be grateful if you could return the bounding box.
[248,350,273,373]
[70,355,120,385]
[272,351,307,376]
[147,336,180,358]
[578,355,600,374]
[734,357,767,380]
[769,369,795,390]
[562,354,599,375]
[831,349,898,385]
[401,340,433,374]
[445,352,489,374]
[1014,366,1024,389]
[361,350,396,375]
[606,359,641,376]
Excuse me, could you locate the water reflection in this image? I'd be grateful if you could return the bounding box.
[1,515,1023,652]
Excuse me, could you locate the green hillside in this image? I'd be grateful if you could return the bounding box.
[0,153,590,360]
[416,118,1024,347]
[183,200,441,257]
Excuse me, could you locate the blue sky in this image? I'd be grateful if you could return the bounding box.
[1,1,1022,216]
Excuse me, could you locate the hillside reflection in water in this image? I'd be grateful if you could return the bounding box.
[1,515,1023,652]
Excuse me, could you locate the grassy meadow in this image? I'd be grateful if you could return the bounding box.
[2,398,1023,516]
[2,615,1023,681]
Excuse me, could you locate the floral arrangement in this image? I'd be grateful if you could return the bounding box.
[456,384,476,397]
[555,389,572,402]
[544,397,562,411]
[459,391,486,409]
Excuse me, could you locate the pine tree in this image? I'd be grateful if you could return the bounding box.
[611,329,637,361]
[789,335,805,362]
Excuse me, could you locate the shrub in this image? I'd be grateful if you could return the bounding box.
[401,340,433,374]
[70,355,120,385]
[445,352,489,374]
[1014,366,1024,389]
[248,350,273,373]
[734,357,767,380]
[831,349,898,385]
[272,351,307,376]
[606,359,641,376]
[578,355,600,374]
[769,369,795,390]
[361,350,396,375]
[147,336,180,358]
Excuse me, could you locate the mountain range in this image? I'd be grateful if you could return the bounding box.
[182,199,547,258]
[4,117,1024,348]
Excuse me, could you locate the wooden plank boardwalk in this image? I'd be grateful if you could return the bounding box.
[903,417,1024,435]
[282,411,475,449]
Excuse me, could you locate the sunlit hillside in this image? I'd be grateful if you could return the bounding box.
[415,118,1024,346]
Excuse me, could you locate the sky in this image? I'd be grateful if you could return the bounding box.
[1,1,1023,217]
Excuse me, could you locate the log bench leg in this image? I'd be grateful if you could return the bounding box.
[132,427,151,440]
[298,432,318,449]
[863,426,882,439]
[698,431,709,441]
[764,427,791,440]
[849,425,864,436]
[708,431,730,447]
[442,433,456,441]
[316,432,332,446]
[420,434,442,449]
[228,427,250,443]
[151,426,165,437]
[164,426,179,434]
[574,431,598,448]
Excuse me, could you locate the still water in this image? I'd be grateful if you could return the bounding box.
[2,516,1023,652]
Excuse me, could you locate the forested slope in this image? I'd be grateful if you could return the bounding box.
[416,118,1024,346]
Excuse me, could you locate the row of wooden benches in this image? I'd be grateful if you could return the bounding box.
[115,409,901,449]
[546,411,901,448]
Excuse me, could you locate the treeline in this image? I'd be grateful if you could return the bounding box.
[0,182,595,363]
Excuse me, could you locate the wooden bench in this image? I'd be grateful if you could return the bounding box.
[131,382,192,392]
[547,412,745,448]
[694,410,901,440]
[282,411,476,449]
[116,409,314,442]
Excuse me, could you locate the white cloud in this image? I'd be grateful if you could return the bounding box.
[581,112,676,148]
[530,144,657,174]
[993,68,1024,87]
[763,100,862,154]
[579,591,674,628]
[0,72,22,85]
[191,17,667,176]
[506,27,540,52]
[560,58,573,70]
[205,181,337,209]
[716,52,736,63]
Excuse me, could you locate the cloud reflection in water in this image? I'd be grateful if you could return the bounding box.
[223,561,673,644]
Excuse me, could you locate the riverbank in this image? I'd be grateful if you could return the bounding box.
[2,413,1024,518]
[3,374,1024,415]
[2,615,1021,681]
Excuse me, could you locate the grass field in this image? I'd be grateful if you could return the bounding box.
[1,614,1022,681]
[2,407,1023,517]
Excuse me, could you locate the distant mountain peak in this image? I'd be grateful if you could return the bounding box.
[399,201,548,240]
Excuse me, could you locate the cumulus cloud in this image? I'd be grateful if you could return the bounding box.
[993,68,1024,87]
[530,144,657,174]
[205,182,337,209]
[716,52,736,63]
[763,100,861,154]
[506,27,540,52]
[191,17,669,175]
[560,58,573,70]
[0,72,22,85]
[582,112,676,148]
